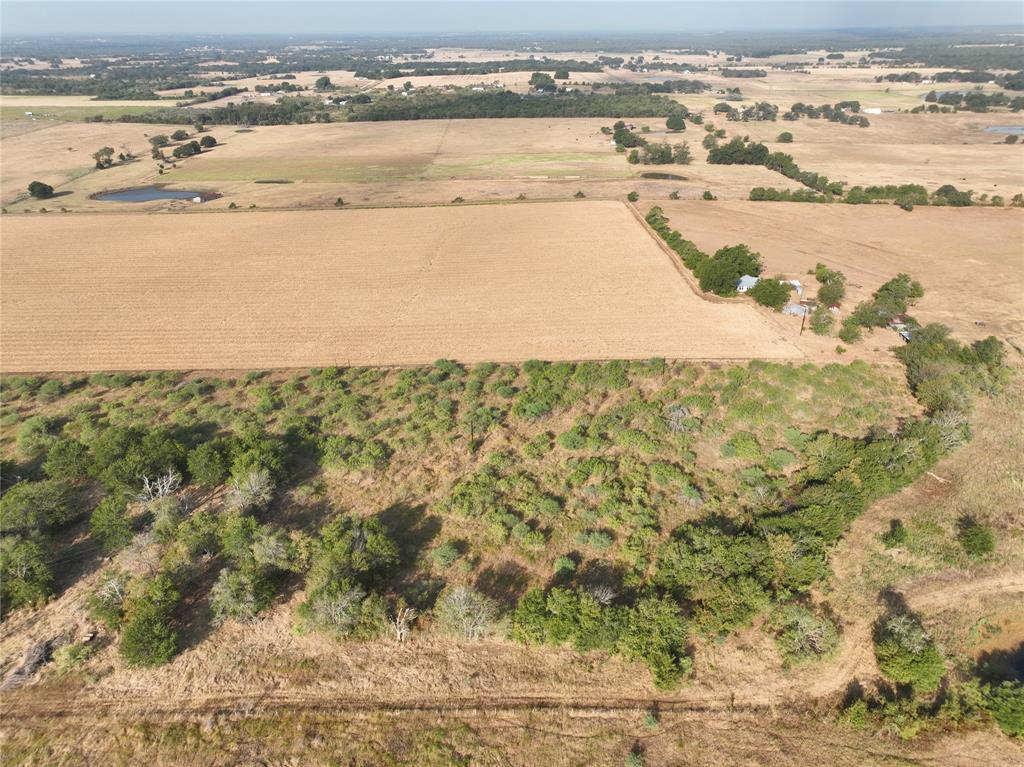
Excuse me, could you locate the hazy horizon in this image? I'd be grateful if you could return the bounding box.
[2,1,1022,38]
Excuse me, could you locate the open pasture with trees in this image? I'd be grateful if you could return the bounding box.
[0,321,1017,763]
[0,119,207,205]
[659,200,1024,348]
[0,201,800,372]
[1,118,794,210]
[671,65,1012,113]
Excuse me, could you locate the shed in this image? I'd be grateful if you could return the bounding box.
[736,275,760,293]
[782,303,810,317]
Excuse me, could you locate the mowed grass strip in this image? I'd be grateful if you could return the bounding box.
[0,201,800,371]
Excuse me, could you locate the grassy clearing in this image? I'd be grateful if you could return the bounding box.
[0,105,164,123]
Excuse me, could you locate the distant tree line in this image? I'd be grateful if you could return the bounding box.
[347,90,679,121]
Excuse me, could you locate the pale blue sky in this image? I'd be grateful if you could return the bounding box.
[1,1,1021,37]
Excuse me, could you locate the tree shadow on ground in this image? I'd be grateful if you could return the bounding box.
[475,561,530,610]
[173,556,221,654]
[975,642,1024,684]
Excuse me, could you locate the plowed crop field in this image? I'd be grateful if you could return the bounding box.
[0,201,799,371]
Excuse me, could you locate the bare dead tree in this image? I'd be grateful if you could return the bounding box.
[390,606,418,643]
[587,584,618,606]
[137,469,182,502]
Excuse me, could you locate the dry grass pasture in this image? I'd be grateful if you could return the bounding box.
[673,66,1011,112]
[0,200,801,371]
[1,118,793,211]
[0,120,183,202]
[718,111,1024,197]
[659,200,1024,347]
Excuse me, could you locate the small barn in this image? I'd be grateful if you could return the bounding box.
[782,303,810,317]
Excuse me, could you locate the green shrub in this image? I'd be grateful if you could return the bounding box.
[0,480,76,534]
[773,605,839,665]
[618,595,691,689]
[881,519,908,548]
[90,494,133,553]
[553,555,576,575]
[0,536,53,612]
[120,574,179,667]
[17,415,55,457]
[53,641,96,673]
[209,567,275,625]
[809,306,835,335]
[43,438,91,481]
[432,541,461,568]
[187,441,230,486]
[874,614,945,692]
[957,517,995,557]
[982,681,1024,737]
[320,435,391,471]
[37,379,65,402]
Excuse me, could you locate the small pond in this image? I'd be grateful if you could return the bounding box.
[94,186,207,202]
[983,125,1024,135]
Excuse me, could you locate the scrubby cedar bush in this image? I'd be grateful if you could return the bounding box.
[17,415,56,457]
[170,129,190,141]
[773,605,839,665]
[43,437,91,481]
[435,585,497,639]
[209,567,275,625]
[27,180,54,198]
[957,516,995,557]
[982,681,1024,736]
[89,426,186,492]
[809,305,834,335]
[814,263,847,306]
[748,277,791,310]
[874,614,946,692]
[297,515,398,637]
[172,140,201,158]
[119,574,179,667]
[90,494,133,553]
[0,536,53,612]
[199,135,217,148]
[187,441,229,487]
[618,595,691,689]
[777,131,793,143]
[666,113,686,131]
[0,480,76,534]
[320,435,391,471]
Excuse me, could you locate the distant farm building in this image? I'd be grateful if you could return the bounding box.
[782,303,810,317]
[736,275,760,293]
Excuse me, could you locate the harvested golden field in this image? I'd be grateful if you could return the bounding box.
[659,200,1024,346]
[0,201,800,372]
